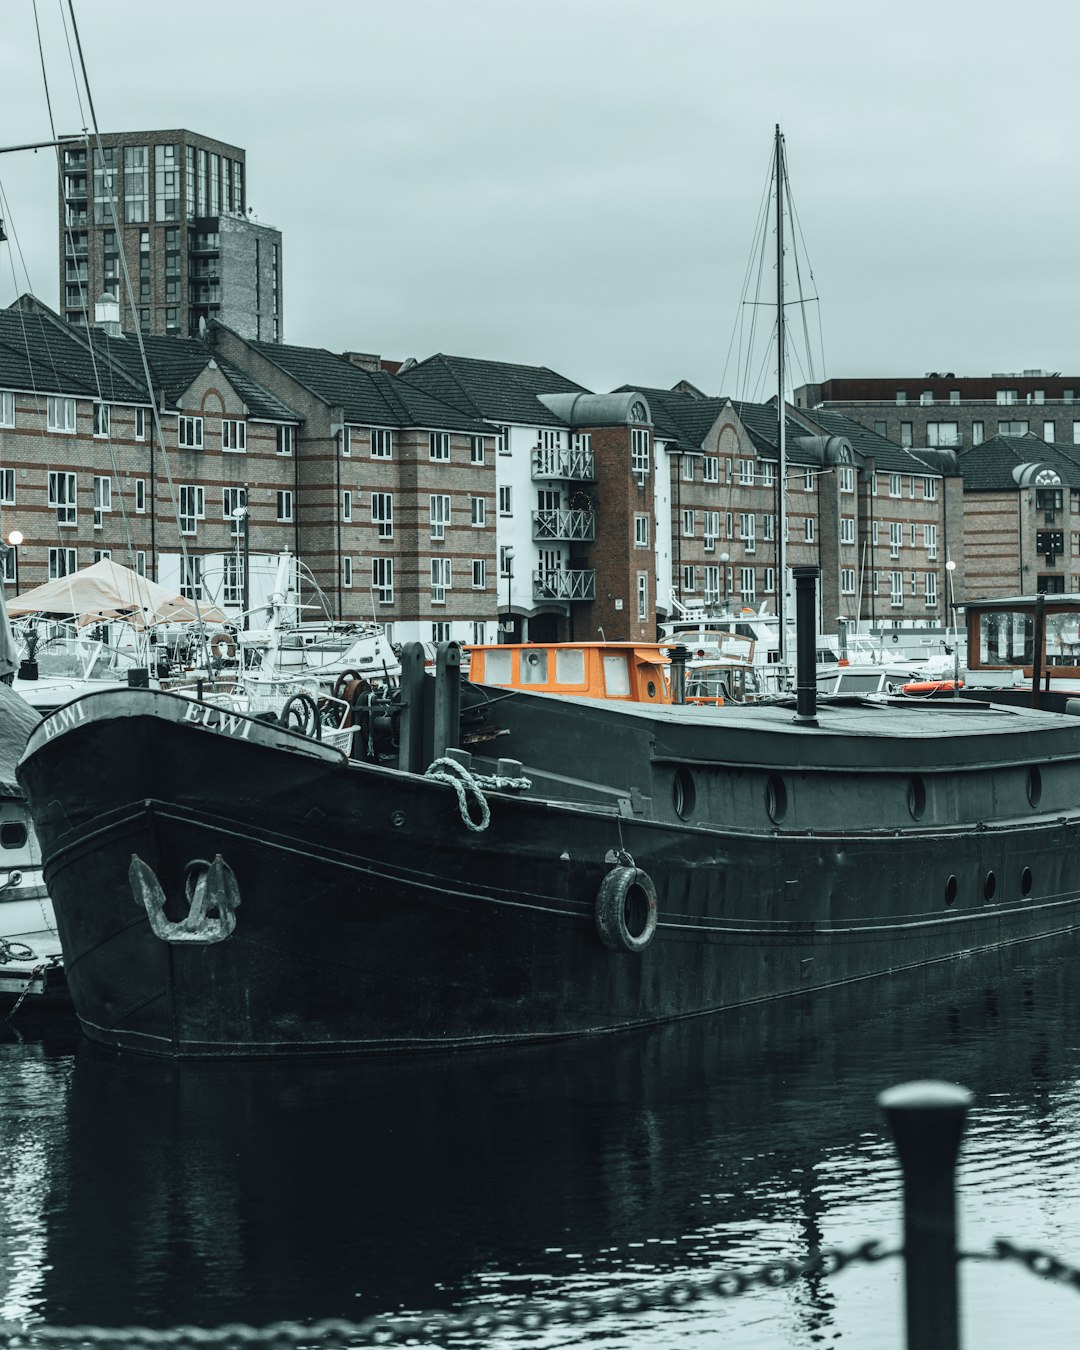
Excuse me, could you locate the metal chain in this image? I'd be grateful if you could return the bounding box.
[0,1239,895,1347]
[965,1238,1080,1293]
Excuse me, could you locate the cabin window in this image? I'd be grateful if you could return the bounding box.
[520,650,548,684]
[602,655,630,698]
[483,650,512,685]
[0,823,27,849]
[555,648,585,684]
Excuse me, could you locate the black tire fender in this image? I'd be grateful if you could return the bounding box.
[595,866,658,953]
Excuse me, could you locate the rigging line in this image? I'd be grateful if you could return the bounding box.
[780,155,816,388]
[785,168,827,384]
[66,0,210,636]
[740,163,774,405]
[719,146,775,396]
[55,0,88,131]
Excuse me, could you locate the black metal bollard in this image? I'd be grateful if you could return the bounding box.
[879,1080,973,1350]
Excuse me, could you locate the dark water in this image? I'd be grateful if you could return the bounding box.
[3,936,1080,1347]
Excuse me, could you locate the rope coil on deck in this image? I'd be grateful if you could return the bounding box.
[423,757,492,832]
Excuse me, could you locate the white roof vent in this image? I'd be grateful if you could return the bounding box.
[93,293,122,337]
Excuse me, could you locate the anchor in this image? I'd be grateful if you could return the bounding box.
[129,854,241,944]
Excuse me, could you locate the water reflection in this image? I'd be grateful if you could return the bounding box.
[4,936,1080,1346]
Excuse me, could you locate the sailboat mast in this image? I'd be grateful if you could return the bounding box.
[775,124,788,665]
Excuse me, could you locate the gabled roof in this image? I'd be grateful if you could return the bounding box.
[956,435,1080,490]
[401,353,588,427]
[611,384,727,447]
[248,341,490,433]
[728,399,820,462]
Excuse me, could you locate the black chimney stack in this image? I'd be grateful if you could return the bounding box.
[792,565,819,726]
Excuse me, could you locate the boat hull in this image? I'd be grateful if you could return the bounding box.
[18,689,1080,1058]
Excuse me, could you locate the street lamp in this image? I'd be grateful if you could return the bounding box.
[945,559,960,694]
[231,506,250,624]
[7,530,22,597]
[719,551,730,614]
[503,547,515,642]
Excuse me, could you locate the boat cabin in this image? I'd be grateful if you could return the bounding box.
[963,596,1080,688]
[466,643,672,704]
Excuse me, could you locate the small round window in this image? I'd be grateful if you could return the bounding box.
[945,875,958,907]
[1027,766,1043,808]
[673,767,696,821]
[0,823,27,850]
[984,871,997,901]
[766,774,788,825]
[1021,867,1033,897]
[907,776,927,821]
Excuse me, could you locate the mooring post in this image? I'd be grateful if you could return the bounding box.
[879,1080,973,1350]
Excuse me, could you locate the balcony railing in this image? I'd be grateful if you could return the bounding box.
[532,508,595,542]
[532,568,596,602]
[532,445,595,482]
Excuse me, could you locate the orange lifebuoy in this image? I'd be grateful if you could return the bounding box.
[901,679,964,695]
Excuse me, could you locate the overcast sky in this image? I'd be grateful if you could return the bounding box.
[0,0,1077,397]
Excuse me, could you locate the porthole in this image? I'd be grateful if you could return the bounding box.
[673,767,697,821]
[945,875,958,907]
[765,774,788,825]
[647,680,657,699]
[907,776,926,821]
[1021,867,1033,897]
[1027,766,1043,808]
[0,823,27,850]
[984,871,997,901]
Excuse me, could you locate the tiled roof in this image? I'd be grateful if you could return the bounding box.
[956,435,1080,490]
[795,407,944,474]
[611,384,726,447]
[0,303,144,403]
[728,399,822,462]
[401,353,588,427]
[249,342,490,433]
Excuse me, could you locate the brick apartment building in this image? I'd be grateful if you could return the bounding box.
[59,129,282,341]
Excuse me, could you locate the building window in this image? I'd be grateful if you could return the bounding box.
[900,423,913,448]
[996,389,1018,405]
[803,469,815,490]
[134,406,146,441]
[682,456,695,482]
[472,559,487,589]
[343,557,354,589]
[739,567,755,602]
[763,567,776,594]
[703,456,719,484]
[637,572,648,621]
[681,564,695,593]
[92,475,112,529]
[889,522,902,558]
[804,517,814,543]
[429,494,451,540]
[972,421,985,445]
[499,486,512,516]
[48,547,77,579]
[371,428,393,460]
[704,566,720,605]
[178,484,205,535]
[634,514,650,547]
[221,420,246,452]
[179,555,204,600]
[0,391,14,428]
[631,428,650,478]
[840,516,855,545]
[342,428,352,456]
[739,459,755,486]
[134,550,147,577]
[429,431,451,461]
[924,523,938,559]
[891,571,904,607]
[1043,420,1057,443]
[220,556,243,606]
[704,511,720,549]
[740,513,756,551]
[47,396,77,434]
[367,492,392,538]
[499,545,514,576]
[925,572,938,608]
[682,509,695,538]
[276,490,294,522]
[470,436,485,465]
[927,422,958,447]
[222,488,248,534]
[0,469,13,505]
[276,426,294,456]
[841,568,856,595]
[342,490,352,523]
[923,477,938,500]
[93,549,112,564]
[497,426,511,455]
[372,557,394,604]
[839,465,854,492]
[920,390,933,406]
[949,390,960,405]
[874,420,887,437]
[134,479,146,513]
[123,145,149,222]
[429,622,450,642]
[998,420,1029,437]
[896,391,907,406]
[468,496,485,528]
[889,474,902,497]
[178,415,203,450]
[48,471,77,525]
[431,557,451,603]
